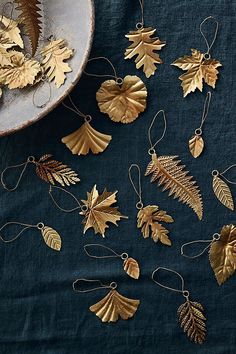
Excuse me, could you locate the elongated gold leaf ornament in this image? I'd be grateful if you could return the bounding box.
[14,0,42,55]
[189,135,204,158]
[62,121,112,155]
[79,185,127,237]
[41,39,74,88]
[178,299,206,344]
[209,224,236,285]
[212,173,234,210]
[90,289,140,322]
[96,75,147,123]
[125,27,166,78]
[41,225,61,251]
[137,205,174,245]
[145,153,203,220]
[0,16,24,49]
[123,257,140,279]
[172,49,222,97]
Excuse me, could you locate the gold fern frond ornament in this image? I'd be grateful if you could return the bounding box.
[152,267,207,344]
[145,110,203,220]
[212,167,235,210]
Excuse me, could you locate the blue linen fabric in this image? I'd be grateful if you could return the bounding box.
[0,0,236,353]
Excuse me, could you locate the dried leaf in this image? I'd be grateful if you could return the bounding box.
[0,46,12,67]
[0,51,40,88]
[209,224,236,285]
[137,205,173,245]
[89,289,140,322]
[96,75,147,123]
[212,175,234,210]
[62,121,112,155]
[79,185,127,237]
[41,39,74,88]
[41,226,61,251]
[14,0,42,55]
[189,135,204,158]
[0,16,24,49]
[178,300,206,344]
[35,154,80,186]
[145,153,203,220]
[172,49,222,97]
[123,257,140,279]
[125,27,166,78]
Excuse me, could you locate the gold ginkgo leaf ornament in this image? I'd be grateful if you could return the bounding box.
[73,279,140,323]
[172,17,221,97]
[124,0,166,77]
[211,167,235,210]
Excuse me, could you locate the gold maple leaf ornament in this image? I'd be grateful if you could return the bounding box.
[125,26,166,78]
[80,185,127,237]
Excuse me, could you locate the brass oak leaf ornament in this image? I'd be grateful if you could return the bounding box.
[96,75,147,123]
[137,205,174,245]
[80,185,127,237]
[172,49,222,97]
[209,224,236,285]
[0,16,24,49]
[125,27,166,78]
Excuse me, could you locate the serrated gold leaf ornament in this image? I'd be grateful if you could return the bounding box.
[41,226,61,251]
[41,39,74,88]
[0,16,24,49]
[123,257,140,279]
[172,49,222,97]
[145,153,203,220]
[189,135,204,158]
[125,27,166,78]
[96,75,147,123]
[35,154,80,186]
[137,205,173,245]
[79,185,127,237]
[62,121,112,155]
[89,289,140,322]
[0,52,40,89]
[212,175,234,210]
[209,224,236,285]
[178,300,206,344]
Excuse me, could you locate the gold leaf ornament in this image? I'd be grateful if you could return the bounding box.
[123,256,140,279]
[125,26,166,78]
[90,289,140,323]
[40,224,61,251]
[96,75,147,123]
[212,171,234,210]
[137,205,174,245]
[209,224,236,285]
[41,39,74,88]
[189,134,204,158]
[80,185,127,237]
[0,16,24,49]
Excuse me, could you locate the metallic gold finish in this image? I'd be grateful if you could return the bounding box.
[89,289,140,322]
[212,175,234,210]
[0,52,41,89]
[0,16,24,49]
[189,135,204,158]
[172,49,222,97]
[62,121,112,155]
[41,226,61,251]
[178,300,206,344]
[80,185,127,237]
[125,27,166,78]
[96,75,147,123]
[41,39,74,88]
[35,154,80,186]
[14,0,42,56]
[137,205,173,245]
[123,257,140,279]
[145,153,203,220]
[209,224,236,285]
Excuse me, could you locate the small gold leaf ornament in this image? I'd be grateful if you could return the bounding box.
[39,224,62,251]
[145,110,203,220]
[0,16,24,49]
[124,0,165,77]
[80,185,127,237]
[96,75,147,123]
[137,205,174,245]
[152,267,206,344]
[189,134,204,158]
[41,38,74,88]
[123,257,140,279]
[212,169,234,210]
[172,17,221,97]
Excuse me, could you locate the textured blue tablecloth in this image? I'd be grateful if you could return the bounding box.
[0,0,236,353]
